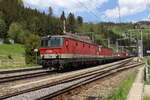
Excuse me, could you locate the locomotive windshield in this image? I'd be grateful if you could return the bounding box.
[41,37,64,47]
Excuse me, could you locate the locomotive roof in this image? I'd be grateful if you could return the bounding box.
[42,35,97,45]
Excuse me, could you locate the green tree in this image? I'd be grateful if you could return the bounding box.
[1,0,23,6]
[67,13,76,33]
[77,16,83,25]
[60,11,66,21]
[25,34,40,64]
[48,7,53,16]
[7,22,25,43]
[0,19,6,38]
[0,11,4,19]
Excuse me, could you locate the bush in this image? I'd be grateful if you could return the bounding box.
[7,22,26,44]
[147,58,150,65]
[4,38,11,44]
[25,34,40,64]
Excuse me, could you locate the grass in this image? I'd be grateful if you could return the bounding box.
[0,44,26,69]
[0,44,25,56]
[104,72,136,100]
[144,81,150,85]
[143,96,150,100]
[144,57,150,85]
[0,44,40,69]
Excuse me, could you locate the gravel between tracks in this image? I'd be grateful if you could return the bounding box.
[5,73,100,100]
[68,67,140,100]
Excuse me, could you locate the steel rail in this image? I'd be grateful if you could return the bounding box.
[0,71,54,83]
[0,67,43,74]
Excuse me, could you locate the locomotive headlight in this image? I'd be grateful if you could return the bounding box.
[46,50,53,53]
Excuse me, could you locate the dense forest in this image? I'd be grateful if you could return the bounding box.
[0,0,150,55]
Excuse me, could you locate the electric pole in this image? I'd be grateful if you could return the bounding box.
[63,20,66,34]
[138,30,143,58]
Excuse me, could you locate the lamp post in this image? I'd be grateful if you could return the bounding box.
[102,38,111,48]
[34,49,38,64]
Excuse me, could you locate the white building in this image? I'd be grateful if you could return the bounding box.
[0,38,4,44]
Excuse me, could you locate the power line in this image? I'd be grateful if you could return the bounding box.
[145,0,150,9]
[74,0,101,21]
[118,4,121,23]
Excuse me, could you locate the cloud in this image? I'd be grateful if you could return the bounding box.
[104,0,149,19]
[143,15,150,21]
[23,0,108,13]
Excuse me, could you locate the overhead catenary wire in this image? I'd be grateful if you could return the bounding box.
[144,0,150,21]
[74,0,102,21]
[118,3,121,23]
[145,0,150,9]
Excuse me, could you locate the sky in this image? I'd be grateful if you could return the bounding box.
[23,0,150,23]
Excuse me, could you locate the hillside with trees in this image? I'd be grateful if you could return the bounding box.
[0,0,150,64]
[0,0,122,45]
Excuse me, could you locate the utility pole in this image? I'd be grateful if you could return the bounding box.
[63,20,66,34]
[108,38,111,48]
[128,29,144,58]
[102,38,111,48]
[116,40,119,52]
[138,30,143,58]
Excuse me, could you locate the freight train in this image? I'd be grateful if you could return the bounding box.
[39,34,129,70]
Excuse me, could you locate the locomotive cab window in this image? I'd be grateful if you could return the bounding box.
[41,39,48,47]
[48,38,64,47]
[41,37,64,47]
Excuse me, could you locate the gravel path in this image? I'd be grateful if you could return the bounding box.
[127,67,144,100]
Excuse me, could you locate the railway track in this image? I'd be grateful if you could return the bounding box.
[0,58,132,84]
[38,62,144,100]
[0,67,43,74]
[0,58,143,100]
[0,70,54,83]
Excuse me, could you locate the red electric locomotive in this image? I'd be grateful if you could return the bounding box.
[39,35,102,70]
[98,47,113,57]
[39,34,129,70]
